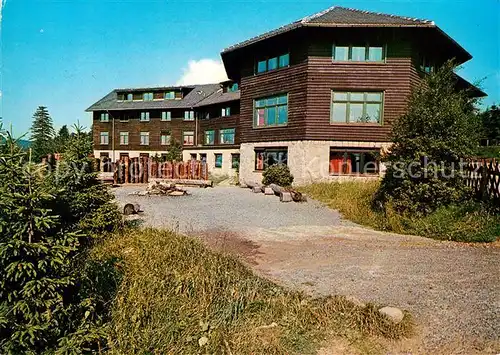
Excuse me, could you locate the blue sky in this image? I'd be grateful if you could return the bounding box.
[1,0,499,136]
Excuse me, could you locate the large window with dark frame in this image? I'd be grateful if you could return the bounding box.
[329,149,379,175]
[254,94,288,127]
[254,148,288,171]
[332,44,385,62]
[256,53,290,74]
[331,91,383,124]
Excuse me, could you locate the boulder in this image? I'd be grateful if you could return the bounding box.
[378,306,404,323]
[264,187,274,195]
[279,192,293,202]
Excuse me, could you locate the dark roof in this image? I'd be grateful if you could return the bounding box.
[195,89,240,107]
[454,74,487,98]
[86,84,221,111]
[223,6,436,53]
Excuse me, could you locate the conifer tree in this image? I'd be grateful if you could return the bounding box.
[30,106,55,161]
[54,125,70,153]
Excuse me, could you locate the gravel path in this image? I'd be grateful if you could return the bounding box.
[115,185,500,354]
[114,185,342,233]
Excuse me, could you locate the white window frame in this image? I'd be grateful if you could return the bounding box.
[183,131,194,145]
[184,110,195,121]
[100,113,109,122]
[140,112,150,122]
[99,132,109,145]
[140,132,150,146]
[119,132,129,145]
[160,133,171,146]
[161,111,172,121]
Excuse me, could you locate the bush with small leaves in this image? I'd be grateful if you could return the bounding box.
[262,164,294,187]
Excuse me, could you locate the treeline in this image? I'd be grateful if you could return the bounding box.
[0,122,121,353]
[29,105,92,162]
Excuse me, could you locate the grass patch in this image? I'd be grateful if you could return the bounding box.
[475,146,500,159]
[93,228,412,354]
[300,182,500,243]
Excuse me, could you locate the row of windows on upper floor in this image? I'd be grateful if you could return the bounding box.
[98,128,236,147]
[117,91,181,102]
[99,107,232,123]
[115,84,239,103]
[255,45,436,75]
[252,90,383,128]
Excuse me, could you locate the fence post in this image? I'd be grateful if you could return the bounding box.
[479,160,488,202]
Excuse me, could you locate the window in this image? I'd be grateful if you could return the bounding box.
[419,57,435,74]
[199,153,207,162]
[254,94,288,127]
[255,148,287,171]
[330,149,379,175]
[331,91,383,124]
[190,153,197,160]
[228,83,239,92]
[126,93,133,101]
[205,130,215,145]
[231,154,240,169]
[256,52,290,74]
[133,93,142,101]
[214,153,223,168]
[161,111,171,121]
[220,128,235,144]
[140,112,150,122]
[221,107,231,117]
[100,113,109,122]
[99,132,109,145]
[279,53,290,68]
[183,131,194,145]
[140,132,149,146]
[160,132,171,146]
[332,45,385,62]
[119,132,129,145]
[184,111,194,121]
[154,92,164,100]
[165,91,175,99]
[143,92,153,101]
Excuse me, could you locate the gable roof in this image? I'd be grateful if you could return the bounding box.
[86,84,221,112]
[222,6,436,53]
[195,89,240,107]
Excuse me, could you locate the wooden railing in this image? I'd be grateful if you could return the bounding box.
[464,159,500,205]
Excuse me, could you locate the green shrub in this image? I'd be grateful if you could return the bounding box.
[0,127,121,353]
[262,164,294,187]
[375,61,480,215]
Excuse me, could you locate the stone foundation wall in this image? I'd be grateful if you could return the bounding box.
[239,141,391,186]
[182,149,240,178]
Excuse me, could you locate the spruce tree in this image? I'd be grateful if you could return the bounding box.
[54,125,70,153]
[30,106,55,162]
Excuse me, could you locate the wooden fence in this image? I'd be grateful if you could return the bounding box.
[464,159,500,205]
[95,157,209,184]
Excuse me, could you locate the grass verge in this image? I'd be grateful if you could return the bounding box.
[299,181,500,243]
[93,228,412,354]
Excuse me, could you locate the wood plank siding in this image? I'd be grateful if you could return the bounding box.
[93,109,240,151]
[237,27,418,143]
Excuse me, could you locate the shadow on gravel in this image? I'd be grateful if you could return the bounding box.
[195,229,263,265]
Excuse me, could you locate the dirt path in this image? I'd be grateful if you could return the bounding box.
[231,225,500,354]
[116,186,499,353]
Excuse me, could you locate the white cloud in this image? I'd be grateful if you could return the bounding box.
[176,59,228,85]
